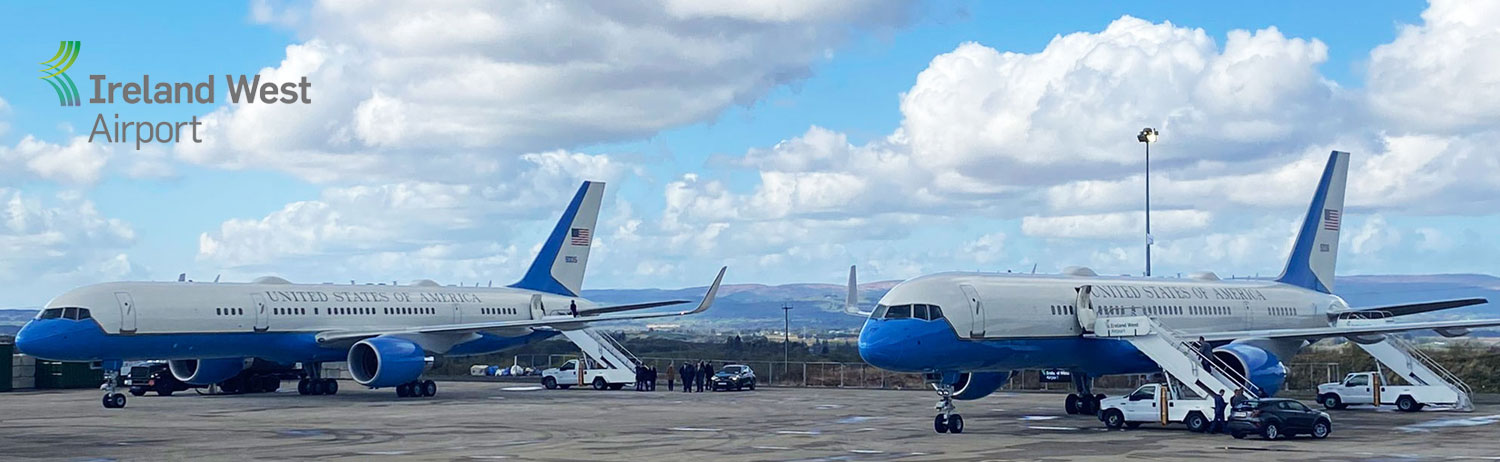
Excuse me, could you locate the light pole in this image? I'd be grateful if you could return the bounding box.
[1137,127,1159,277]
[782,303,793,364]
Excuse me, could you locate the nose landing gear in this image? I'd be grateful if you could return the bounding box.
[931,382,964,434]
[101,368,127,409]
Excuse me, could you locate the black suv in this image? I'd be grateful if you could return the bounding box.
[711,364,756,391]
[1228,398,1332,440]
[126,363,194,397]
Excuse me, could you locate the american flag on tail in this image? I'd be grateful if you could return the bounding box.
[1323,209,1341,231]
[570,228,591,246]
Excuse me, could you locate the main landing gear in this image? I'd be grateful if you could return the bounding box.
[1065,372,1104,416]
[297,362,338,396]
[931,382,964,434]
[101,368,127,409]
[395,380,437,398]
[297,378,339,395]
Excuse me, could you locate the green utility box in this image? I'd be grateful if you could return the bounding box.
[0,343,12,392]
[34,360,102,389]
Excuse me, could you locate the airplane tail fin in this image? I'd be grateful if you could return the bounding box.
[511,181,605,297]
[1276,151,1350,294]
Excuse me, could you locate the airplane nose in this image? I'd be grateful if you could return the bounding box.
[858,321,908,370]
[14,321,48,355]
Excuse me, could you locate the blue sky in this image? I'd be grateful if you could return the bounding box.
[0,1,1495,307]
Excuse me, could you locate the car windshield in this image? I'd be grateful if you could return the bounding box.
[720,366,744,373]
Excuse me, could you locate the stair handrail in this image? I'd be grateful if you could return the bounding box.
[589,328,642,368]
[1149,318,1261,399]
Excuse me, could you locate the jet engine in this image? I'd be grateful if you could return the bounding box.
[1211,343,1287,397]
[348,336,429,388]
[950,372,1010,401]
[169,358,246,385]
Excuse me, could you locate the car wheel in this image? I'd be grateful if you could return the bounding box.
[1104,410,1125,429]
[1232,432,1246,439]
[1397,396,1419,412]
[129,388,146,397]
[543,377,557,389]
[592,377,608,390]
[1321,394,1343,410]
[1262,422,1282,440]
[157,389,174,397]
[748,381,755,390]
[1185,412,1208,433]
[1312,419,1331,439]
[1065,394,1081,415]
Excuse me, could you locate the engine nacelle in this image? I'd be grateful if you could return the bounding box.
[1212,343,1287,397]
[950,372,1010,401]
[169,358,246,385]
[348,336,429,388]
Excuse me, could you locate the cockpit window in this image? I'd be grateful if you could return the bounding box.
[871,304,888,319]
[63,307,78,320]
[75,308,92,320]
[927,305,944,320]
[886,304,911,319]
[913,304,929,320]
[39,308,64,319]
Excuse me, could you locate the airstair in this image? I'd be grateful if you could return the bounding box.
[1091,316,1261,400]
[1354,333,1473,411]
[559,327,641,386]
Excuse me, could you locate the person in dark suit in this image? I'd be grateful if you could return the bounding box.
[1197,336,1214,370]
[634,365,645,391]
[569,300,578,317]
[1210,389,1228,434]
[649,366,658,390]
[680,362,693,393]
[695,361,707,392]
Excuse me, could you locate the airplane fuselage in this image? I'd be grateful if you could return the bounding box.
[858,271,1345,376]
[16,278,594,363]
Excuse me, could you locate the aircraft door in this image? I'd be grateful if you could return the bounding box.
[114,292,136,334]
[1074,285,1096,333]
[251,293,269,332]
[530,294,544,320]
[959,284,985,338]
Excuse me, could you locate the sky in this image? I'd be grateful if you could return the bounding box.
[0,1,1497,308]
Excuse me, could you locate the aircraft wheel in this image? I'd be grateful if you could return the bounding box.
[933,414,948,433]
[324,379,338,395]
[948,414,964,433]
[297,379,309,395]
[422,380,437,397]
[1065,394,1080,414]
[103,393,126,409]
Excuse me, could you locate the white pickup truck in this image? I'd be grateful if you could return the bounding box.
[540,359,635,391]
[1099,382,1220,432]
[1316,371,1459,412]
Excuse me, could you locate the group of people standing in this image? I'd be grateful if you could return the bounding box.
[666,361,715,392]
[633,364,658,391]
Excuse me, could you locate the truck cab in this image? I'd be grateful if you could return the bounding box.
[541,359,581,389]
[1098,382,1218,432]
[1317,371,1459,411]
[539,358,634,391]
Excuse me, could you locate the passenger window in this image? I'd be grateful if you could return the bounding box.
[913,304,929,320]
[886,304,911,319]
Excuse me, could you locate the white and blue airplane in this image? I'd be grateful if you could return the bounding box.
[847,151,1495,433]
[16,181,726,408]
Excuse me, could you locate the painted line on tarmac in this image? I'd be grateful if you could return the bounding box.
[668,427,722,432]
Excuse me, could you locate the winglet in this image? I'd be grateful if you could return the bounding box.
[845,265,872,317]
[681,266,728,315]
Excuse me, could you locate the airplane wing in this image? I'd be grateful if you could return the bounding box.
[315,267,725,345]
[1333,298,1488,318]
[844,265,872,317]
[1196,317,1500,343]
[580,300,691,316]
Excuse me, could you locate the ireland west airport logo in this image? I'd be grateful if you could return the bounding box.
[39,40,82,107]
